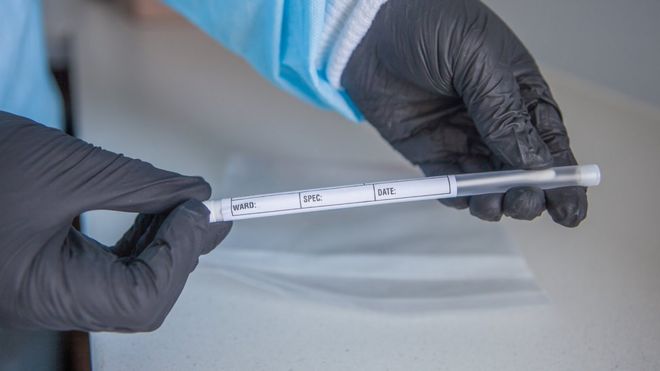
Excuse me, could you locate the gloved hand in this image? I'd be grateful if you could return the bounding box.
[0,111,232,332]
[342,0,587,227]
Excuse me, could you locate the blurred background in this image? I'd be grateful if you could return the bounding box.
[2,0,659,370]
[45,0,660,109]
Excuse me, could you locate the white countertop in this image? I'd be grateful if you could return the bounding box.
[75,3,660,370]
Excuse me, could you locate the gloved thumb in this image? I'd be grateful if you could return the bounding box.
[8,120,212,217]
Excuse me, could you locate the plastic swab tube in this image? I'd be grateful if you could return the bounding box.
[203,164,601,222]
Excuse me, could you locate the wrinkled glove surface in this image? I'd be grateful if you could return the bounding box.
[343,0,587,226]
[0,111,232,332]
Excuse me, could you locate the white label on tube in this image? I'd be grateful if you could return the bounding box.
[222,175,456,220]
[374,177,453,201]
[230,192,300,216]
[300,185,374,208]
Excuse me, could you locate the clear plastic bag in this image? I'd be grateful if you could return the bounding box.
[202,154,545,312]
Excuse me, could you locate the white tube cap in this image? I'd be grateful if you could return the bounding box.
[578,164,601,187]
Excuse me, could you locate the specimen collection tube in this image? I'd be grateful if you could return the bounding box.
[204,164,600,223]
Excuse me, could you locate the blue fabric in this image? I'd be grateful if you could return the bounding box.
[164,0,364,122]
[0,0,62,129]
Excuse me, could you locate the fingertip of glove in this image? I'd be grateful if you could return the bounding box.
[469,194,503,222]
[179,199,232,253]
[440,197,469,210]
[207,221,233,249]
[503,187,545,220]
[549,201,587,228]
[153,199,231,255]
[546,187,588,228]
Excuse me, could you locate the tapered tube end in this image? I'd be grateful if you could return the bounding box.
[578,164,601,187]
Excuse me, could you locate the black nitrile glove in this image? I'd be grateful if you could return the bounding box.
[0,111,232,332]
[342,0,587,227]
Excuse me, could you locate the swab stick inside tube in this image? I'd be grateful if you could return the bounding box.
[203,164,601,223]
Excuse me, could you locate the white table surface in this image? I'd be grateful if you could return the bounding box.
[75,3,660,370]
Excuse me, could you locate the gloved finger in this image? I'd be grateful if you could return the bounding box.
[503,187,545,220]
[394,123,472,165]
[514,53,572,157]
[200,221,233,255]
[113,205,231,258]
[529,103,587,226]
[131,199,231,330]
[545,186,588,227]
[469,194,503,222]
[515,68,589,227]
[419,162,469,209]
[17,200,230,332]
[111,213,165,258]
[452,31,553,170]
[460,156,504,221]
[111,214,156,257]
[439,195,470,210]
